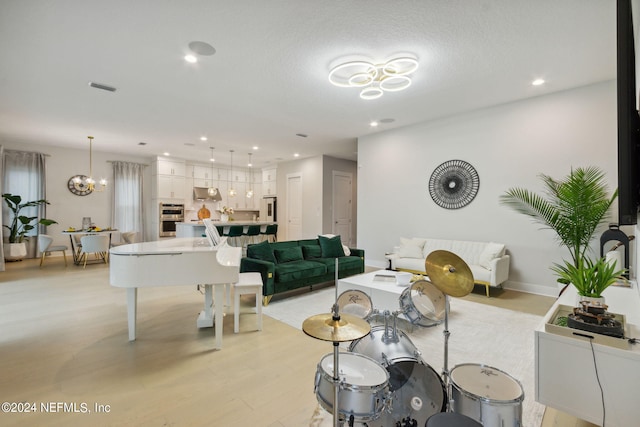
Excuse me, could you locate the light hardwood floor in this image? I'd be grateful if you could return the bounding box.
[0,258,595,426]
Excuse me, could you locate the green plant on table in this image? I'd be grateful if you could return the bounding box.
[2,193,57,243]
[551,256,625,298]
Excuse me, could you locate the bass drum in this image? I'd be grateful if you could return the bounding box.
[399,280,446,327]
[450,363,524,427]
[314,352,390,422]
[349,325,446,426]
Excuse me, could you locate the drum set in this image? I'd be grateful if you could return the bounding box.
[302,251,524,427]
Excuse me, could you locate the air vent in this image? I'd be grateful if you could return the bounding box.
[89,82,117,92]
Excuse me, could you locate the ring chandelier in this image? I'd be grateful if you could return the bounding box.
[328,57,419,100]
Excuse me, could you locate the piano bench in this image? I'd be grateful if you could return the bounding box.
[234,272,263,334]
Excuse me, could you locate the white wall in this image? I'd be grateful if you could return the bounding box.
[1,140,153,249]
[357,81,624,296]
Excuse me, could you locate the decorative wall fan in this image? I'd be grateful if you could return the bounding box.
[428,160,480,209]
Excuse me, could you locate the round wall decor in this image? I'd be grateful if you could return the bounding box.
[428,160,480,209]
[67,175,93,196]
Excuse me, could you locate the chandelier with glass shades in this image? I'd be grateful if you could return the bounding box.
[73,136,107,192]
[246,152,254,198]
[328,56,419,100]
[207,147,218,196]
[228,150,236,197]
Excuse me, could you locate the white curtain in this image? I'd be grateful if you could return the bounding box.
[2,149,48,258]
[111,161,145,241]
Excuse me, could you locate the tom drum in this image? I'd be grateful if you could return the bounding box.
[450,363,524,427]
[314,352,389,422]
[336,289,374,320]
[399,280,446,327]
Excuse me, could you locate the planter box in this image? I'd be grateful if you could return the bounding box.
[545,304,630,350]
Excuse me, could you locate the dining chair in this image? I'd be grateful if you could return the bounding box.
[79,235,110,268]
[122,231,139,244]
[38,234,68,267]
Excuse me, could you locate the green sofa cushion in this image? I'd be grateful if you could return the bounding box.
[302,245,322,259]
[274,246,304,263]
[314,256,363,273]
[318,235,345,258]
[275,260,327,282]
[247,240,276,264]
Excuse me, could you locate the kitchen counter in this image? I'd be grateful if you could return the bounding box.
[175,221,276,238]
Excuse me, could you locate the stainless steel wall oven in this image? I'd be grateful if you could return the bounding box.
[159,203,184,237]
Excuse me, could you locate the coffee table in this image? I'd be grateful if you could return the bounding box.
[337,270,414,313]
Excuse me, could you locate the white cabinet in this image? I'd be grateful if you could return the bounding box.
[230,169,247,183]
[535,284,640,427]
[153,157,186,199]
[193,165,215,180]
[262,167,277,196]
[157,175,185,199]
[157,159,185,176]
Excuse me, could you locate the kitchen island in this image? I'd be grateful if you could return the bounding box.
[176,221,277,239]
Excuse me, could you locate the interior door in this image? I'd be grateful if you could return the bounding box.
[286,173,302,240]
[332,171,352,246]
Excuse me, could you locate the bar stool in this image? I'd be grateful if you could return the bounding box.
[261,224,278,242]
[233,272,263,333]
[243,225,261,246]
[224,225,244,247]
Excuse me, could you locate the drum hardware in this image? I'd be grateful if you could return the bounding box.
[304,258,373,427]
[424,250,474,409]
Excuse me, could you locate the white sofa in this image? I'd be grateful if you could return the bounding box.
[387,237,510,297]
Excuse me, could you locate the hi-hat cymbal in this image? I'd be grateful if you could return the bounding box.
[425,250,474,297]
[302,312,371,342]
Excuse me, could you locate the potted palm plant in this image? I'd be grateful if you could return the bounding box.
[499,166,624,300]
[2,193,57,261]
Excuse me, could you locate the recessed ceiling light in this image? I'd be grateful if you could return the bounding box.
[532,78,545,86]
[184,54,198,63]
[200,136,208,141]
[294,153,300,157]
[252,146,259,150]
[163,152,170,156]
[370,121,379,127]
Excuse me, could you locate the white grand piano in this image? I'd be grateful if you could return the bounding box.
[109,235,241,349]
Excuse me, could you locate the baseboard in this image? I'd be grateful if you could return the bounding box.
[503,280,558,297]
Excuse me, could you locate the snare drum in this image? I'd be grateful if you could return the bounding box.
[399,280,446,327]
[314,352,389,421]
[450,363,524,427]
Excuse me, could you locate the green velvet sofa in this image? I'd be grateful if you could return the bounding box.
[240,236,365,305]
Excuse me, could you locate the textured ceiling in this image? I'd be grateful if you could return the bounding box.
[0,0,616,168]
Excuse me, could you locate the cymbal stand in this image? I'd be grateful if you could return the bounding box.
[442,295,452,410]
[332,257,341,427]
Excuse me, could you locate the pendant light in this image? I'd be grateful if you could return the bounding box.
[228,150,236,197]
[246,152,254,198]
[207,147,217,196]
[72,136,107,193]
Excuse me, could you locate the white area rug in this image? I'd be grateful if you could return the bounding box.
[263,286,545,427]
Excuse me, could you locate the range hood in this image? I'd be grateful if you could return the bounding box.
[193,187,222,201]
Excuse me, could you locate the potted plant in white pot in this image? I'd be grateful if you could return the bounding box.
[499,166,624,301]
[2,193,57,261]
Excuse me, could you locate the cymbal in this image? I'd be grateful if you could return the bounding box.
[425,250,474,297]
[302,312,371,342]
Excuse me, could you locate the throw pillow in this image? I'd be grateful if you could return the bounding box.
[397,237,426,259]
[319,233,351,256]
[302,245,322,259]
[247,240,276,264]
[479,242,505,270]
[274,246,304,263]
[318,235,345,258]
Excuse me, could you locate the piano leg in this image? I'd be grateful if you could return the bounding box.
[127,288,138,341]
[197,285,215,328]
[196,284,225,349]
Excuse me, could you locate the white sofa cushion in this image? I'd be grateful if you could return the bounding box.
[397,237,426,258]
[479,242,506,270]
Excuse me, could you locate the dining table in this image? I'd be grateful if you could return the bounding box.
[62,229,118,265]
